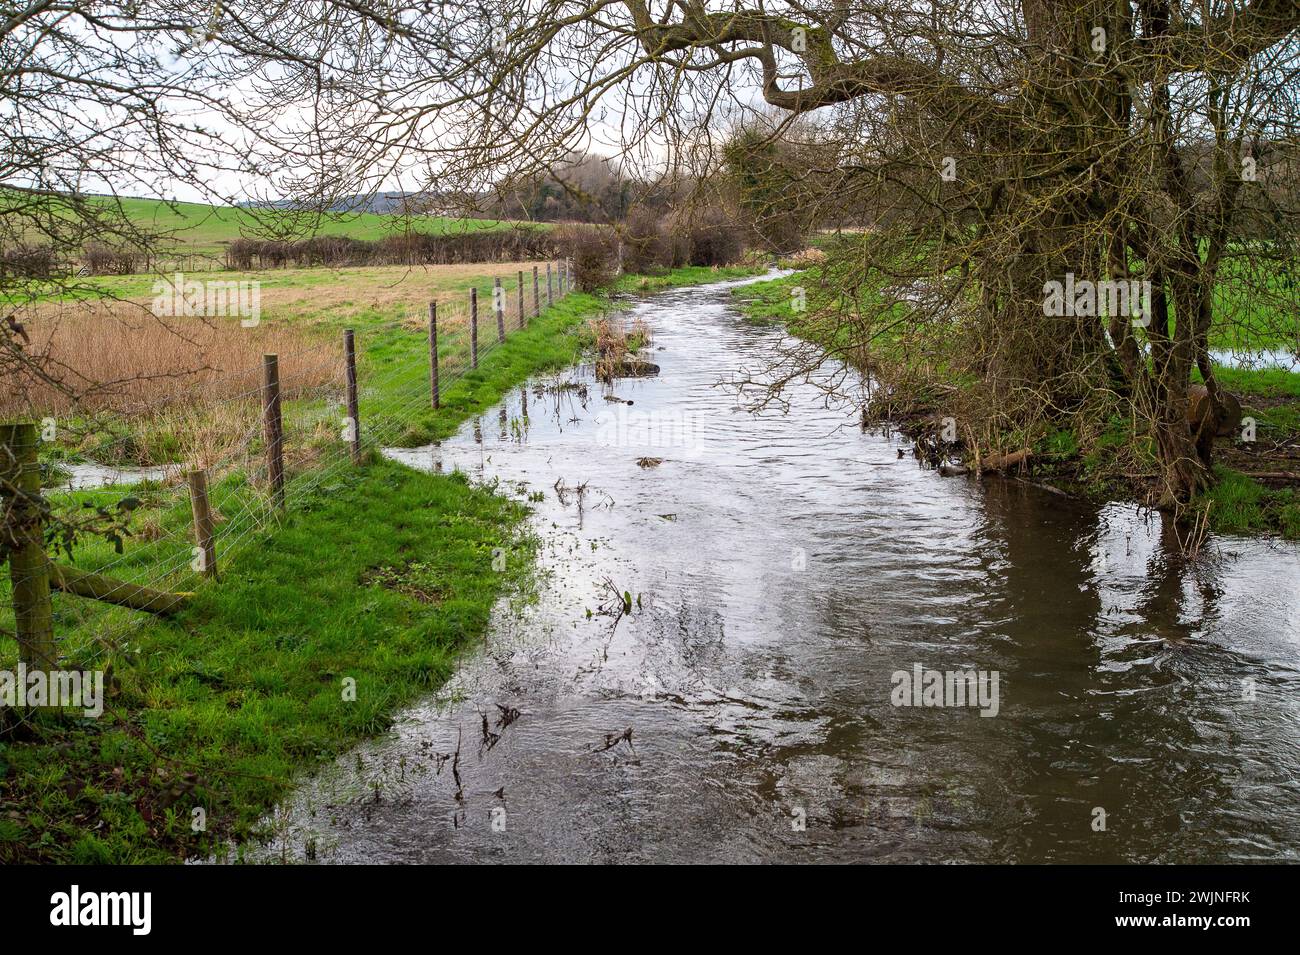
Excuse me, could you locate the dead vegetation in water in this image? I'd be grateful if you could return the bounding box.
[590,314,656,383]
[594,727,635,754]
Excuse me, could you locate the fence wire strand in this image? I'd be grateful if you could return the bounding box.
[1,260,577,668]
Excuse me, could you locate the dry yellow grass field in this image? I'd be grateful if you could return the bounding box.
[7,260,556,417]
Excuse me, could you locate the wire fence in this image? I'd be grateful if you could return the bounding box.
[0,258,576,671]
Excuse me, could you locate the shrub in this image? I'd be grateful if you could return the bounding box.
[620,207,670,273]
[673,205,745,267]
[0,244,56,278]
[222,227,559,271]
[84,242,138,275]
[557,225,617,291]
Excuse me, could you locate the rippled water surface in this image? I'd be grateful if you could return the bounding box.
[259,274,1300,864]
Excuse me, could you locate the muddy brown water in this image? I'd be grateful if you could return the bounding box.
[250,273,1300,864]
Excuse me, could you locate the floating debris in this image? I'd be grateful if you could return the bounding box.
[496,703,521,729]
[594,727,635,754]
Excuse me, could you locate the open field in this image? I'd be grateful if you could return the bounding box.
[109,196,516,258]
[9,260,574,463]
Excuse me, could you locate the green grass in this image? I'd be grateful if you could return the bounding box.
[372,293,604,445]
[105,196,517,258]
[731,271,805,326]
[1201,466,1300,538]
[0,459,535,863]
[613,264,765,295]
[1207,364,1300,437]
[1197,364,1300,538]
[0,263,732,863]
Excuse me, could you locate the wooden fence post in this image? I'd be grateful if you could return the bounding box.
[494,276,505,343]
[470,287,479,368]
[532,265,540,321]
[261,354,285,508]
[0,423,55,667]
[517,270,525,329]
[428,301,439,409]
[343,329,361,464]
[187,469,217,578]
[547,262,553,306]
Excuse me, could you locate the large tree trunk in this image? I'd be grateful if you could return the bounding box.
[1153,405,1212,508]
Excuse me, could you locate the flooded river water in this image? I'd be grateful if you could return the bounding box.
[259,273,1300,863]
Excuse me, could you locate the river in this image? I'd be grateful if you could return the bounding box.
[255,272,1300,863]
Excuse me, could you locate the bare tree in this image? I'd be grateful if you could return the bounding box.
[212,0,1299,506]
[1,0,263,411]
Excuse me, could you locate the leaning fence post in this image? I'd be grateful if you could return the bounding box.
[428,301,439,409]
[0,422,54,667]
[532,265,540,320]
[470,287,479,369]
[187,468,217,578]
[517,270,525,329]
[494,276,505,343]
[343,329,361,465]
[261,354,285,508]
[547,262,553,306]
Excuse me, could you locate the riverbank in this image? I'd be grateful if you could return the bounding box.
[0,263,759,863]
[732,271,1300,540]
[233,267,1300,864]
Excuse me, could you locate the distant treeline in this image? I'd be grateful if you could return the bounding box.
[484,154,676,225]
[223,227,557,270]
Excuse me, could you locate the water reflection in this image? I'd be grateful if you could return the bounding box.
[245,274,1300,864]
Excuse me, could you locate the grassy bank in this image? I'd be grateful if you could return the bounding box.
[0,264,746,863]
[733,271,1300,540]
[1199,366,1300,537]
[613,263,765,294]
[0,459,534,863]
